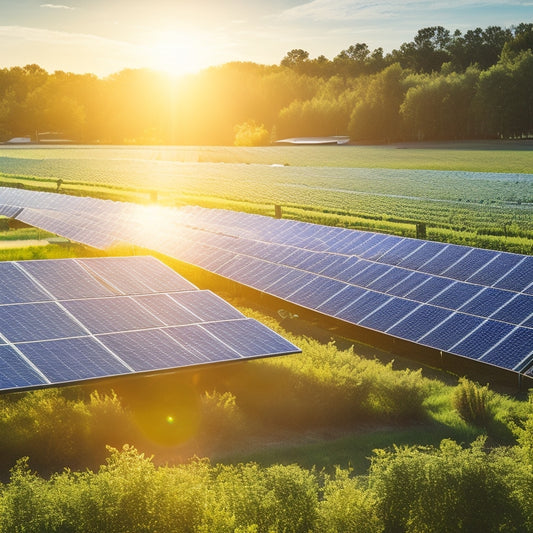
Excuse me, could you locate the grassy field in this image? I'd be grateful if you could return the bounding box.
[1,142,532,254]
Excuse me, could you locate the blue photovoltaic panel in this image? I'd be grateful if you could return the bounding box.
[347,262,392,288]
[18,337,131,383]
[20,259,115,300]
[336,291,392,324]
[386,271,431,298]
[164,324,241,362]
[387,305,454,342]
[359,298,420,331]
[62,297,165,334]
[403,276,453,303]
[379,239,425,266]
[79,256,196,294]
[319,256,357,278]
[0,263,52,304]
[494,256,533,294]
[358,235,402,261]
[214,255,258,278]
[202,319,300,357]
[4,188,532,378]
[491,294,533,326]
[427,281,483,311]
[97,329,194,371]
[0,254,300,393]
[0,345,48,390]
[458,287,516,318]
[334,258,368,283]
[466,252,523,286]
[366,267,410,293]
[169,291,244,322]
[450,320,516,360]
[443,248,500,281]
[480,327,533,370]
[418,312,485,352]
[287,276,347,309]
[265,270,317,300]
[0,302,87,342]
[396,241,446,270]
[133,293,201,326]
[316,284,368,316]
[421,244,468,275]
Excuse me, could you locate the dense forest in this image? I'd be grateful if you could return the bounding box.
[0,23,532,145]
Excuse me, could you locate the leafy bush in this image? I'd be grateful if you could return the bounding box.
[317,468,382,533]
[452,377,494,428]
[369,437,528,533]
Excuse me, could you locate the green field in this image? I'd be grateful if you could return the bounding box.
[1,143,532,254]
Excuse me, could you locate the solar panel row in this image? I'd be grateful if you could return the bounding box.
[1,187,531,377]
[0,256,300,393]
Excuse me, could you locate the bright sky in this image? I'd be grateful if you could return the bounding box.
[0,0,531,78]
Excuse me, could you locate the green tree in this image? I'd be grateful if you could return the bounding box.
[233,120,270,146]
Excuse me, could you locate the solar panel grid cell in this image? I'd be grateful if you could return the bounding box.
[451,320,516,360]
[443,248,500,281]
[97,329,195,371]
[169,290,245,322]
[418,312,485,351]
[0,345,48,389]
[164,324,240,362]
[20,259,114,300]
[133,293,202,326]
[495,256,533,293]
[62,297,165,335]
[18,337,132,383]
[0,302,88,343]
[336,290,392,325]
[397,241,446,270]
[420,244,468,275]
[286,276,347,309]
[0,263,53,304]
[379,239,426,266]
[201,319,299,357]
[359,298,420,331]
[387,305,454,342]
[480,327,533,371]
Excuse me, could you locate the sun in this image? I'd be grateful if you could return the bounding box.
[147,31,204,77]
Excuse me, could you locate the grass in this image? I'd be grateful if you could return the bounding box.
[2,141,533,172]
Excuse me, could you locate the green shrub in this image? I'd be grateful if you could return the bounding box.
[317,468,382,533]
[452,377,494,428]
[369,437,527,533]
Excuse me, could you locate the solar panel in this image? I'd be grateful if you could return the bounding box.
[79,256,197,294]
[0,263,53,304]
[97,329,196,371]
[17,337,132,383]
[0,302,88,343]
[62,297,165,334]
[20,259,115,300]
[0,255,300,393]
[2,187,531,379]
[0,345,48,389]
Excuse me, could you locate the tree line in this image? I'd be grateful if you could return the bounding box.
[0,23,532,145]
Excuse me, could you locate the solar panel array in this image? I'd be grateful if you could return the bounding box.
[0,254,300,393]
[1,186,531,378]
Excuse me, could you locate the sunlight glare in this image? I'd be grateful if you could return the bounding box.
[148,31,203,76]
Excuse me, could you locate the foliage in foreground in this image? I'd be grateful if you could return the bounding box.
[2,436,533,533]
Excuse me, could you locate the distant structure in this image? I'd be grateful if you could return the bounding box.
[5,137,32,144]
[275,136,350,146]
[3,132,75,145]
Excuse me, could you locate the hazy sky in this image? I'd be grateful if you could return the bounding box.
[1,0,531,77]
